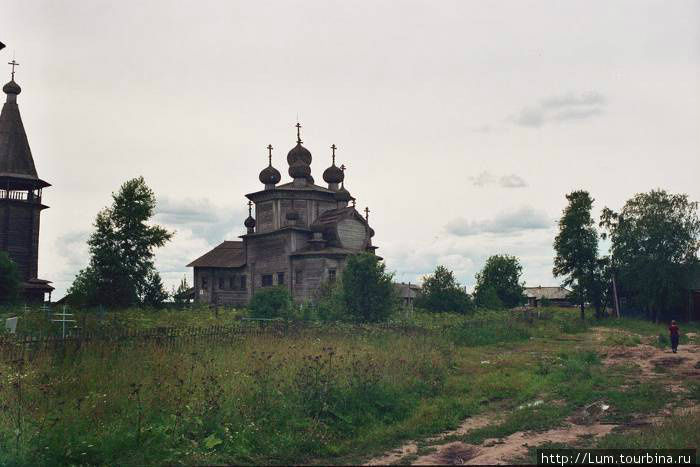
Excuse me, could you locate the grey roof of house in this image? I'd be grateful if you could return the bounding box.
[187,241,246,268]
[524,286,571,300]
[394,282,421,298]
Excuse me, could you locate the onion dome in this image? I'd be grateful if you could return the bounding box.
[323,144,344,184]
[287,142,312,166]
[287,123,312,165]
[289,159,311,179]
[307,174,315,184]
[244,215,256,229]
[3,80,21,95]
[244,201,256,232]
[259,144,281,186]
[335,185,353,202]
[323,165,343,184]
[369,227,375,238]
[259,165,281,185]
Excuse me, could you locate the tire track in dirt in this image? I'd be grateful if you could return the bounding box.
[366,329,700,465]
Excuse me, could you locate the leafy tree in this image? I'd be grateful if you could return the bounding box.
[473,254,525,308]
[0,251,20,304]
[249,286,293,320]
[173,276,191,305]
[553,190,600,320]
[474,285,503,309]
[68,177,173,307]
[141,271,169,308]
[341,252,396,322]
[600,189,700,322]
[414,265,473,313]
[65,267,99,306]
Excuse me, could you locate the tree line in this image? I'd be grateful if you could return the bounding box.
[553,189,699,322]
[1,177,698,324]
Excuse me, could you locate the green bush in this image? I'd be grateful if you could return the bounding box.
[414,265,473,313]
[0,251,20,305]
[474,285,503,310]
[249,286,293,320]
[312,280,345,322]
[341,253,396,323]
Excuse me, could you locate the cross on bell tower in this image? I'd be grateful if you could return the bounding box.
[364,206,370,221]
[248,200,253,216]
[330,144,337,165]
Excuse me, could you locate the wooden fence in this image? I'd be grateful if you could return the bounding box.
[0,310,550,360]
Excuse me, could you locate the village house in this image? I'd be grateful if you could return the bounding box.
[394,282,420,309]
[0,64,53,302]
[187,124,377,306]
[524,286,572,308]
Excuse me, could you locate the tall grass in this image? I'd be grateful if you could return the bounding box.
[0,327,458,465]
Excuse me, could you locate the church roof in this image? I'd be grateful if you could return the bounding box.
[0,80,50,189]
[311,206,363,229]
[187,241,246,268]
[274,181,334,193]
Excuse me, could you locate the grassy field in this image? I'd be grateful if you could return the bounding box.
[0,307,698,465]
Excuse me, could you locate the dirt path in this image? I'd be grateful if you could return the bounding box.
[365,330,700,465]
[364,414,494,465]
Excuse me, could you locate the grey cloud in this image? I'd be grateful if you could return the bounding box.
[154,196,247,244]
[470,171,528,188]
[470,171,496,187]
[445,206,551,236]
[498,174,528,188]
[383,226,557,292]
[513,92,607,128]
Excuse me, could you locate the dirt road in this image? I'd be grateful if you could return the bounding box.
[365,331,700,465]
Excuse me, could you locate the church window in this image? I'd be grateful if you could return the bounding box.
[240,275,247,290]
[277,272,285,285]
[328,269,336,283]
[262,274,273,287]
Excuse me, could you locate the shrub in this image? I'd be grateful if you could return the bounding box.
[414,265,473,313]
[249,286,293,320]
[0,251,20,305]
[473,254,525,308]
[312,280,344,321]
[341,253,396,322]
[474,285,503,310]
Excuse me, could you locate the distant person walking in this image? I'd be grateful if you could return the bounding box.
[669,320,680,353]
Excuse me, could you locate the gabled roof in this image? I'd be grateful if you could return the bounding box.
[0,83,49,189]
[187,241,246,268]
[394,282,421,298]
[524,286,571,300]
[311,206,361,229]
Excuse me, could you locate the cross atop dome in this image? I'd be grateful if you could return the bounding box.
[8,59,19,80]
[295,122,302,144]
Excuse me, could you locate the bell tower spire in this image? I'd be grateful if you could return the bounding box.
[0,61,54,301]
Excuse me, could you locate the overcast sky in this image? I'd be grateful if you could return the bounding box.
[3,0,699,299]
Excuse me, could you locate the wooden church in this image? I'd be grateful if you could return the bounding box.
[0,62,53,301]
[187,124,377,306]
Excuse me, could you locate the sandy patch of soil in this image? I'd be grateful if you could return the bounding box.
[364,414,493,465]
[366,332,700,465]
